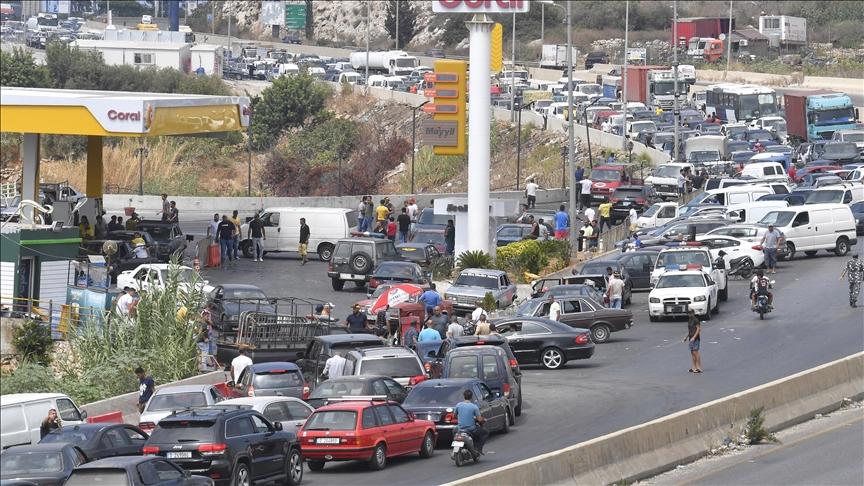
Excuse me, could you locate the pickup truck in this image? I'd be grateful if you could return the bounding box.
[444,268,517,311]
[644,162,694,199]
[589,164,645,204]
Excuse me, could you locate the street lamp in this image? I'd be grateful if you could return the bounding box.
[133,146,148,196]
[411,100,430,195]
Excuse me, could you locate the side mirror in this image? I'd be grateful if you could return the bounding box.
[79,410,88,420]
[296,351,305,360]
[273,421,283,431]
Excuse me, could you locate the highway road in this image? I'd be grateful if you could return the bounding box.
[203,242,864,485]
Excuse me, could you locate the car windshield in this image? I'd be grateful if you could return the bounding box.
[631,122,655,132]
[765,120,786,132]
[413,231,445,245]
[0,452,64,475]
[227,289,267,300]
[821,143,858,159]
[656,251,710,268]
[841,133,864,142]
[851,202,864,213]
[40,427,98,444]
[689,151,721,162]
[310,380,367,398]
[641,204,661,217]
[65,471,130,486]
[404,385,465,405]
[417,209,450,226]
[375,263,417,278]
[137,225,173,241]
[813,107,855,126]
[759,210,795,227]
[581,262,614,275]
[304,410,357,431]
[397,247,426,261]
[158,268,197,283]
[580,84,601,95]
[147,420,215,441]
[732,152,754,163]
[454,274,498,289]
[146,392,207,411]
[805,190,843,204]
[591,169,621,182]
[656,274,705,288]
[359,357,422,378]
[254,370,303,389]
[654,165,683,178]
[738,93,777,120]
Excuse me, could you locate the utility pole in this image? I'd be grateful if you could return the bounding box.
[510,12,516,123]
[566,1,577,246]
[395,0,399,50]
[365,2,370,94]
[211,1,214,34]
[724,0,733,79]
[673,0,680,163]
[411,101,429,195]
[621,0,629,150]
[247,115,252,196]
[540,3,545,48]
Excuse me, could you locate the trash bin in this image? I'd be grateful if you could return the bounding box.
[207,241,221,267]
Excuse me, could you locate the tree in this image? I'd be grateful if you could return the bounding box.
[250,73,332,150]
[385,0,417,48]
[0,48,51,88]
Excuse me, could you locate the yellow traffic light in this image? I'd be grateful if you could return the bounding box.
[432,60,467,156]
[491,23,503,72]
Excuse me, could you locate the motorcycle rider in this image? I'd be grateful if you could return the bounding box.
[455,389,488,455]
[750,270,773,309]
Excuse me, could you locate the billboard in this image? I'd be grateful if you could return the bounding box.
[260,1,284,26]
[41,0,70,14]
[432,0,529,14]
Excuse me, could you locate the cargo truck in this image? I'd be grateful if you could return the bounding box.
[625,66,689,111]
[541,44,580,69]
[350,50,418,76]
[784,90,859,143]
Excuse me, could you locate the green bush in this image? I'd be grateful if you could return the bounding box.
[536,240,571,266]
[496,240,549,275]
[745,407,779,444]
[12,320,54,366]
[480,292,498,313]
[456,250,494,270]
[0,363,57,394]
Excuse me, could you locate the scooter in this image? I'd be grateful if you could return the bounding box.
[752,280,775,320]
[450,429,480,467]
[728,256,755,279]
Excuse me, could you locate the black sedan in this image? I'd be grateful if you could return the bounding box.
[495,223,533,247]
[367,261,429,292]
[0,443,87,486]
[576,259,634,305]
[492,317,595,369]
[605,250,660,290]
[395,242,444,270]
[207,284,275,332]
[40,423,149,460]
[402,378,511,443]
[65,456,213,486]
[306,375,408,408]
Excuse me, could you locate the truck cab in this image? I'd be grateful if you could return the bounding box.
[589,164,644,203]
[644,163,694,199]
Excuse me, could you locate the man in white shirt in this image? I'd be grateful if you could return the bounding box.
[407,199,419,221]
[584,206,596,224]
[230,348,253,383]
[207,213,220,240]
[628,207,638,233]
[471,304,487,322]
[601,119,611,132]
[525,178,539,209]
[548,295,562,321]
[116,287,136,316]
[579,177,593,211]
[322,352,347,379]
[607,272,625,309]
[446,316,465,339]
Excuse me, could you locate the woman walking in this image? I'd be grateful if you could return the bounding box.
[683,309,702,373]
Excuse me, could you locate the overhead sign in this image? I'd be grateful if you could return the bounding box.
[285,2,307,30]
[626,47,647,62]
[432,0,530,14]
[420,121,459,146]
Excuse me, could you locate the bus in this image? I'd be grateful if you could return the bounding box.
[704,84,779,123]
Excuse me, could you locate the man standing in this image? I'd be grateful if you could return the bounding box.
[537,218,550,240]
[447,315,465,338]
[346,304,368,333]
[407,198,419,221]
[375,199,390,229]
[548,295,561,321]
[575,165,585,183]
[473,314,491,336]
[554,204,569,240]
[444,220,456,256]
[840,254,864,308]
[429,306,449,339]
[419,283,442,318]
[135,367,155,413]
[229,210,242,260]
[322,352,347,379]
[299,218,310,265]
[471,303,487,322]
[357,197,368,232]
[107,215,120,232]
[397,208,412,243]
[579,177,593,211]
[628,207,638,233]
[607,272,625,309]
[525,178,539,209]
[403,320,420,349]
[579,220,594,252]
[216,215,235,267]
[597,200,613,233]
[584,205,596,226]
[168,201,179,223]
[759,224,783,274]
[116,287,136,316]
[230,348,253,383]
[159,193,170,221]
[248,213,266,262]
[207,213,220,240]
[683,309,702,373]
[677,170,686,196]
[418,320,441,342]
[363,196,375,233]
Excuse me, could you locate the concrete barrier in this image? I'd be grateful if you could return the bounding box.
[81,370,230,425]
[445,352,864,486]
[86,410,123,424]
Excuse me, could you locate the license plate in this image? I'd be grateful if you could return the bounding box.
[339,273,353,279]
[666,305,685,313]
[167,452,192,459]
[451,441,464,448]
[316,437,341,444]
[622,201,631,205]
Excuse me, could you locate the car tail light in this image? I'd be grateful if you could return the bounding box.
[444,412,457,424]
[409,375,427,386]
[509,358,519,368]
[139,422,155,433]
[198,443,228,455]
[247,385,255,397]
[302,383,311,400]
[575,333,590,345]
[752,245,763,250]
[142,445,159,455]
[476,340,486,345]
[502,383,511,397]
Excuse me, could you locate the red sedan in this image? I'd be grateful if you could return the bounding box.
[299,400,437,471]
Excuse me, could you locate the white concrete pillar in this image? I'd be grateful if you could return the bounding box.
[21,133,40,225]
[465,14,494,254]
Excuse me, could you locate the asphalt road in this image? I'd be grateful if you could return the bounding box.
[203,245,864,485]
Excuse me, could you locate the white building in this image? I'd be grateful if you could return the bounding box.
[190,44,225,77]
[72,40,192,73]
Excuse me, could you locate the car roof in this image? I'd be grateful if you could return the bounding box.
[658,270,706,277]
[313,401,392,412]
[0,393,72,405]
[352,346,416,357]
[458,268,506,277]
[1,442,77,452]
[494,316,576,331]
[137,220,179,226]
[153,384,212,394]
[220,397,308,407]
[46,423,122,433]
[250,362,300,372]
[75,456,156,468]
[396,243,431,249]
[315,334,385,344]
[316,375,390,383]
[451,335,506,345]
[412,378,480,388]
[376,261,419,267]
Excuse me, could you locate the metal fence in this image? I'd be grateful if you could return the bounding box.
[233,311,336,349]
[0,296,106,340]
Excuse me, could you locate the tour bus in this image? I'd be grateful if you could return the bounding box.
[704,84,779,123]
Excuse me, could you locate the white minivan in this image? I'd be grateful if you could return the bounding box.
[239,207,357,262]
[1,393,88,449]
[739,161,788,183]
[804,183,864,205]
[725,200,789,224]
[759,203,857,259]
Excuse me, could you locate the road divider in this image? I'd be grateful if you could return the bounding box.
[445,351,864,486]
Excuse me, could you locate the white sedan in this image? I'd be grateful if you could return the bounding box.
[116,263,214,294]
[696,234,766,269]
[220,397,314,435]
[648,270,718,321]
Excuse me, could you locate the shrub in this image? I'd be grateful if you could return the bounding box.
[0,363,57,395]
[744,407,779,444]
[456,250,493,270]
[537,240,571,266]
[12,320,54,366]
[480,292,498,313]
[496,240,549,276]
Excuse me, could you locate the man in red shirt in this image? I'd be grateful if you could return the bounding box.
[386,216,397,241]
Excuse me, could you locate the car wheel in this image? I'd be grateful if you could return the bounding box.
[368,443,387,470]
[591,324,611,343]
[331,278,345,291]
[285,448,303,486]
[306,460,325,472]
[419,431,434,458]
[804,250,818,257]
[719,286,728,302]
[649,315,658,322]
[350,252,373,274]
[835,238,849,257]
[703,300,712,321]
[540,347,565,370]
[231,462,251,486]
[783,241,796,260]
[501,408,511,433]
[318,243,334,262]
[241,243,253,259]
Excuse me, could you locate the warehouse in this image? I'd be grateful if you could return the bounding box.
[72,39,192,73]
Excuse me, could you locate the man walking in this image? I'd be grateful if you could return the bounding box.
[840,254,864,308]
[346,304,368,333]
[397,208,411,243]
[159,193,170,221]
[607,271,625,309]
[429,306,449,339]
[444,220,456,256]
[447,315,465,338]
[322,351,347,379]
[135,367,155,413]
[554,204,569,240]
[419,283,442,318]
[760,224,783,274]
[579,177,593,211]
[216,215,235,267]
[682,309,702,373]
[597,200,613,233]
[419,319,441,342]
[357,197,368,232]
[248,213,266,262]
[168,201,179,223]
[230,210,242,260]
[299,217,310,265]
[525,178,539,209]
[230,348,253,383]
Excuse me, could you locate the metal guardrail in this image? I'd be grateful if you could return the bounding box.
[0,295,106,339]
[233,311,335,349]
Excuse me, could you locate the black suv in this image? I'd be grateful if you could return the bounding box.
[327,237,400,291]
[137,220,188,262]
[438,335,523,414]
[144,408,303,486]
[296,334,385,388]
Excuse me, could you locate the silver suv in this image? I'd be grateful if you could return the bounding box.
[342,346,426,388]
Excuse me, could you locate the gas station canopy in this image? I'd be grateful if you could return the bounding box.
[0,87,251,137]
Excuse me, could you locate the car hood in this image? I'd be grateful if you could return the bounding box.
[139,410,174,424]
[649,287,711,299]
[445,286,496,298]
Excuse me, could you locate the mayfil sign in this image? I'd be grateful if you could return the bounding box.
[432,0,530,13]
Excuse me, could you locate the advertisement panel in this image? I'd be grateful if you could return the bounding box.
[260,1,284,26]
[432,0,529,14]
[41,0,70,14]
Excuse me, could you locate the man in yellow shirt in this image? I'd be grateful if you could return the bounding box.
[79,216,95,239]
[597,201,613,233]
[374,199,390,232]
[230,210,242,260]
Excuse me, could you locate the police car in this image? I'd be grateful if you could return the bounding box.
[648,267,719,321]
[650,242,728,301]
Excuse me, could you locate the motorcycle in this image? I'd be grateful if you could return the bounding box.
[752,280,775,320]
[450,429,480,467]
[728,256,755,279]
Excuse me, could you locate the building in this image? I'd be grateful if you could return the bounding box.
[672,17,735,47]
[72,39,192,73]
[729,28,770,59]
[759,15,807,49]
[190,44,225,77]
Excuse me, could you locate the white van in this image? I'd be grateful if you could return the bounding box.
[804,183,864,205]
[1,393,88,449]
[759,203,857,259]
[739,161,788,183]
[239,207,357,262]
[695,185,774,206]
[725,200,788,224]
